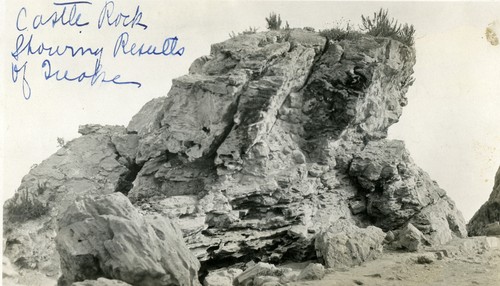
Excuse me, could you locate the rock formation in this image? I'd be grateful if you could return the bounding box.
[468,166,500,236]
[3,28,468,285]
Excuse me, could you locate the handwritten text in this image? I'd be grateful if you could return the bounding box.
[10,0,185,100]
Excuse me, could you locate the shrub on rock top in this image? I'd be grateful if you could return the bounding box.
[266,12,282,30]
[361,8,415,46]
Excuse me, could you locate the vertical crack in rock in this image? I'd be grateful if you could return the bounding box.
[298,36,331,93]
[256,34,330,139]
[191,30,330,269]
[108,135,142,196]
[114,163,142,196]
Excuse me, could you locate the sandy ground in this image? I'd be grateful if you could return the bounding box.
[292,237,500,286]
[4,237,500,286]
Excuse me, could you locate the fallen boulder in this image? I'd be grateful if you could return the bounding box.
[55,193,200,286]
[234,262,290,286]
[296,263,325,281]
[203,268,243,286]
[395,223,429,252]
[72,278,133,286]
[315,220,386,269]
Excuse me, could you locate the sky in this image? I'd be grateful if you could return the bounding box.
[2,1,500,221]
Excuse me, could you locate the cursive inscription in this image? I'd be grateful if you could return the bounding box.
[10,0,185,100]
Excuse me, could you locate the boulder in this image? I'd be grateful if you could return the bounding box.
[415,254,435,264]
[55,193,200,286]
[315,220,386,269]
[408,199,467,245]
[72,278,133,286]
[234,262,288,286]
[296,263,325,281]
[253,276,282,286]
[203,268,243,286]
[395,223,429,252]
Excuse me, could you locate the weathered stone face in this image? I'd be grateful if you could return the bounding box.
[349,139,467,243]
[125,30,463,271]
[468,166,500,236]
[302,38,414,140]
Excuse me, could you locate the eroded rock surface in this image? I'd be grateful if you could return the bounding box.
[468,166,500,236]
[349,140,467,243]
[56,193,200,286]
[125,30,465,271]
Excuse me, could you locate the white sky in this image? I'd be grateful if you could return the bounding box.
[2,1,500,221]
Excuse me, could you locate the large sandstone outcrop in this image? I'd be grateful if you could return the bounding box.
[56,193,200,286]
[3,28,467,281]
[468,166,500,236]
[126,30,466,271]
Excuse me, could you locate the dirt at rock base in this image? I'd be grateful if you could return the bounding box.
[4,237,499,286]
[292,237,500,286]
